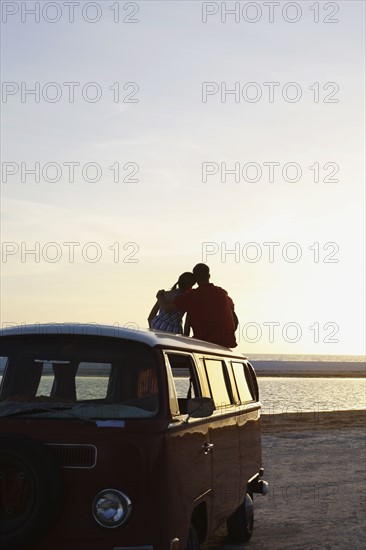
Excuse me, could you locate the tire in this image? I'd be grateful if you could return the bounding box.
[0,434,63,550]
[227,493,254,543]
[186,523,200,550]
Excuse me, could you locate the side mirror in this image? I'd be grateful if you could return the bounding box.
[186,397,215,422]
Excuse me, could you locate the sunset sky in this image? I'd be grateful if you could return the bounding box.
[1,1,365,355]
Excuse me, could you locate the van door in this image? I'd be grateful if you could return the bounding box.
[202,357,241,528]
[230,360,262,487]
[163,352,213,544]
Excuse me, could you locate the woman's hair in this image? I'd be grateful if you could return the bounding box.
[171,272,195,292]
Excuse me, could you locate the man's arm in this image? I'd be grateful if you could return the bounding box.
[232,310,239,330]
[226,294,239,330]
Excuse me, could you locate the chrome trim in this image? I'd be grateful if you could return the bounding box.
[193,488,212,503]
[46,443,97,469]
[209,403,261,419]
[260,480,270,496]
[201,442,214,454]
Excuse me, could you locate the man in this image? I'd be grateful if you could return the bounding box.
[157,263,238,348]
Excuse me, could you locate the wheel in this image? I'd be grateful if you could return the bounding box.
[0,434,63,550]
[186,523,200,550]
[227,493,254,543]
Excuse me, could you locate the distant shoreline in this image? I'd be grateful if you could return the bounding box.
[252,360,365,377]
[256,371,365,377]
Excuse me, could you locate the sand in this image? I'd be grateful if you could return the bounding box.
[261,409,366,433]
[202,410,366,550]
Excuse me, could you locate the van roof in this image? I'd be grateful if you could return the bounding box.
[0,323,247,359]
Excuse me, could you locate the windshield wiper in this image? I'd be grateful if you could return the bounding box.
[0,404,93,422]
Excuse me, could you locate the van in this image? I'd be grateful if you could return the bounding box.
[0,323,268,550]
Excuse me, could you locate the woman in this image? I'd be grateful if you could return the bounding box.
[148,272,195,335]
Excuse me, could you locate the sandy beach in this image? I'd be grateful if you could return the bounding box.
[202,410,366,550]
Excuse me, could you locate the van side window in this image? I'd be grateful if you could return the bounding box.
[204,359,232,407]
[167,354,200,414]
[231,362,254,403]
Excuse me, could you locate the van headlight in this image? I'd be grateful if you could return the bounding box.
[92,489,132,528]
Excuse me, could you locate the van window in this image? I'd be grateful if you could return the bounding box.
[76,363,111,400]
[28,361,112,401]
[231,362,254,403]
[167,353,200,414]
[0,336,159,419]
[204,358,231,407]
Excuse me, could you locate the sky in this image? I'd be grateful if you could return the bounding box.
[0,0,365,355]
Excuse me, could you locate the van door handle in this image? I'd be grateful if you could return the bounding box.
[202,442,214,454]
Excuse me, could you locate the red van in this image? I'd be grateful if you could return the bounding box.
[0,324,268,550]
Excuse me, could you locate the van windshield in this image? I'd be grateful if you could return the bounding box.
[0,335,159,420]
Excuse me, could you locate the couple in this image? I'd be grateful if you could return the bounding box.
[148,263,238,348]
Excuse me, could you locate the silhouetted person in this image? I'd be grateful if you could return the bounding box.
[148,272,195,334]
[157,264,238,347]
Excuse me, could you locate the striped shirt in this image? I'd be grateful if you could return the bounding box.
[151,290,185,334]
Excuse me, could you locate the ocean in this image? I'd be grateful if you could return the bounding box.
[223,354,365,412]
[257,376,366,414]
